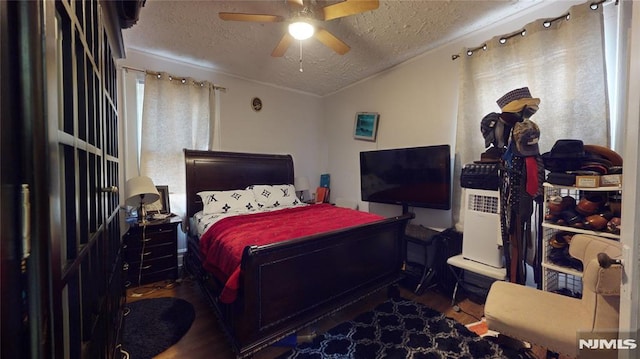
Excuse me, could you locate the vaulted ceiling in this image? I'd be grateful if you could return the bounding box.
[122,0,538,96]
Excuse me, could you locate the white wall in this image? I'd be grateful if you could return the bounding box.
[323,43,459,228]
[119,3,582,227]
[117,2,585,229]
[117,49,326,192]
[323,1,582,229]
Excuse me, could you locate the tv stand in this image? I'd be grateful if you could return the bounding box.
[403,224,441,294]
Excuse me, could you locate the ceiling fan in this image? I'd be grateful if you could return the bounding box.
[219,0,379,57]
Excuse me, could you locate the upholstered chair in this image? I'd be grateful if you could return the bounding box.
[484,234,622,357]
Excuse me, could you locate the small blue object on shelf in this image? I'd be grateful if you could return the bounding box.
[320,173,330,188]
[274,334,298,347]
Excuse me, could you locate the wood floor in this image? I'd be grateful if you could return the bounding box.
[124,277,557,359]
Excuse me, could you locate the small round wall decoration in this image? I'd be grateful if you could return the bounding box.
[251,97,263,112]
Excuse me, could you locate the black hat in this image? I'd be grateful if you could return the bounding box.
[542,139,585,172]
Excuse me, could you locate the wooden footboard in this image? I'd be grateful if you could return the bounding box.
[185,213,412,358]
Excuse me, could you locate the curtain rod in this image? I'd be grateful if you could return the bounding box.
[450,0,613,61]
[120,65,227,91]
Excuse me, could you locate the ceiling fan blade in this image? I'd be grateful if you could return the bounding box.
[271,33,294,57]
[322,0,379,21]
[219,12,284,22]
[287,0,304,7]
[314,27,350,55]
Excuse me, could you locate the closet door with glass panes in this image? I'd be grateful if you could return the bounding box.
[0,2,49,358]
[44,1,124,358]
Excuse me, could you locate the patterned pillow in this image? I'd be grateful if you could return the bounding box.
[247,184,301,208]
[197,189,259,214]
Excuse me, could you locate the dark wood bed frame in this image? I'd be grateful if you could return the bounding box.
[183,149,413,358]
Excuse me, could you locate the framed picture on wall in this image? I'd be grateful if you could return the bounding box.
[353,112,380,141]
[145,185,170,214]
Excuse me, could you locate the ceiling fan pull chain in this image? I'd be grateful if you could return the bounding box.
[299,40,304,72]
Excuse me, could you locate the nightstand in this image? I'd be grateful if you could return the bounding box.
[122,216,181,287]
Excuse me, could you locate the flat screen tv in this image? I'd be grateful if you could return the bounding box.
[360,145,451,210]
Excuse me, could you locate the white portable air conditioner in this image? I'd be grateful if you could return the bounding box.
[463,188,504,268]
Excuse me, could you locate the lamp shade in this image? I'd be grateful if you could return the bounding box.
[294,176,310,192]
[125,176,160,207]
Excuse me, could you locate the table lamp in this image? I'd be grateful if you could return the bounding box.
[294,176,310,201]
[125,176,160,224]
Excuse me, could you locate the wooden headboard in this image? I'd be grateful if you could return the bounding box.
[184,149,294,217]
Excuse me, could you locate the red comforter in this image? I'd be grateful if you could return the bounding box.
[199,204,384,303]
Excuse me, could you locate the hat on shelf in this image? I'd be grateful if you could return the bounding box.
[512,119,540,156]
[583,144,623,166]
[577,144,623,175]
[496,87,541,114]
[541,139,585,172]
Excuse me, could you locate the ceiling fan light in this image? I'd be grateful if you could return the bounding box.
[288,21,314,40]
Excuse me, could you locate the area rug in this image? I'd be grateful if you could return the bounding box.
[277,297,530,359]
[121,297,195,359]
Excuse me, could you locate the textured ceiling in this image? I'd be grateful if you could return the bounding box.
[123,0,538,96]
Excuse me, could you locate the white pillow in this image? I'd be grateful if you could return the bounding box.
[197,189,259,214]
[248,184,301,208]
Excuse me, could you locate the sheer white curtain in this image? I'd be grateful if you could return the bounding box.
[453,2,609,228]
[140,72,215,223]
